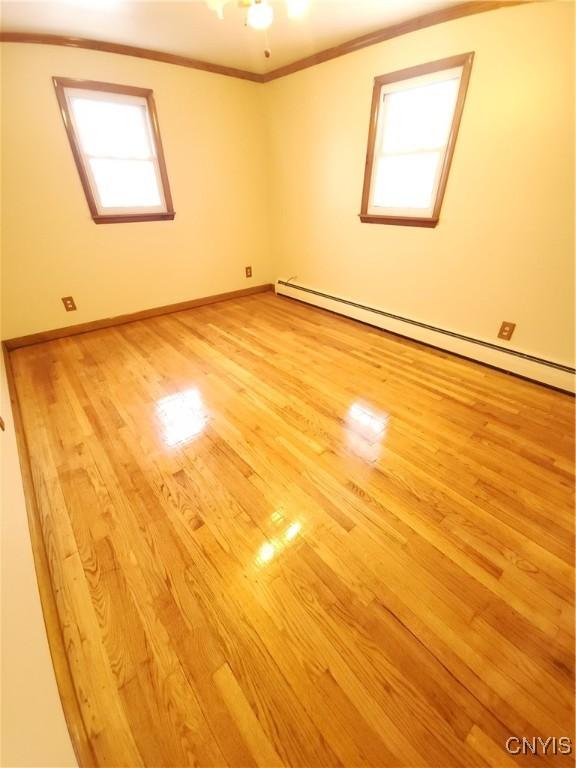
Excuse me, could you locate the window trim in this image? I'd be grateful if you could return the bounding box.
[53,77,175,224]
[359,52,474,228]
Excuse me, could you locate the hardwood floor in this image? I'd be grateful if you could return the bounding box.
[10,292,574,767]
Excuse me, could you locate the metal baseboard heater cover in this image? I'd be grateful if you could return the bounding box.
[276,280,575,384]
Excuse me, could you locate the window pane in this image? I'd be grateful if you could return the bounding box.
[89,159,162,208]
[372,152,441,209]
[71,98,152,159]
[380,78,459,154]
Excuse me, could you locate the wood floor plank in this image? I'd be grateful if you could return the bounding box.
[11,292,574,767]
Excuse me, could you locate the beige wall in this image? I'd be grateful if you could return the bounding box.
[265,1,575,370]
[1,52,75,765]
[2,3,574,366]
[1,44,272,339]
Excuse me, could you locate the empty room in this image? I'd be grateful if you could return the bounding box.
[0,0,574,766]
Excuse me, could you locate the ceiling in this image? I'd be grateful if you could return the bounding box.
[0,0,460,74]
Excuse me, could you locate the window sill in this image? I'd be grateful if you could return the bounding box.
[359,214,438,228]
[93,211,176,224]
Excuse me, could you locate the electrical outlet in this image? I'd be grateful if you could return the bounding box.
[245,266,252,278]
[498,321,516,341]
[62,296,77,312]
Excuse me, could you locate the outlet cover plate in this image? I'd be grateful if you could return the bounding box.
[498,321,516,341]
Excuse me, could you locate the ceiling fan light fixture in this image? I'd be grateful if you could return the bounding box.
[286,0,310,19]
[246,0,274,30]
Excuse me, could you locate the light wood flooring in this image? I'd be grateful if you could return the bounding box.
[11,292,575,767]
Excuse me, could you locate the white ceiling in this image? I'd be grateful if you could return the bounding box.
[0,0,459,74]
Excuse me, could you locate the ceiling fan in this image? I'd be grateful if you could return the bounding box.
[206,0,310,32]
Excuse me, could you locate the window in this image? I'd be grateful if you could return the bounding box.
[53,78,175,224]
[360,53,474,227]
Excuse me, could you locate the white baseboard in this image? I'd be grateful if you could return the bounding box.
[276,280,575,393]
